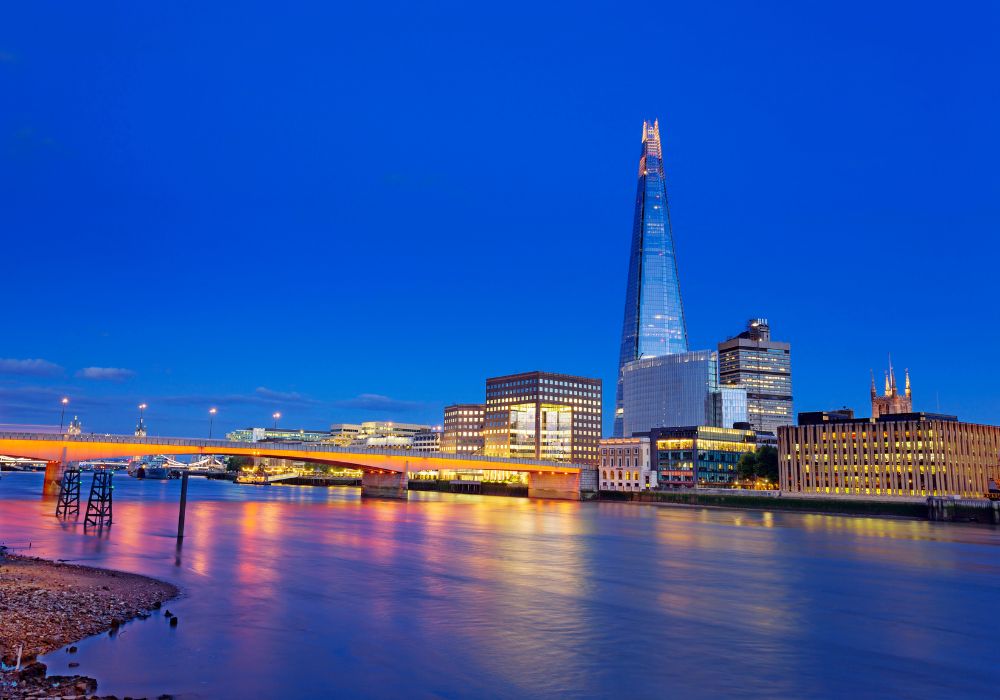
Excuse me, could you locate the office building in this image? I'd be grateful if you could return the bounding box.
[718,319,793,435]
[614,119,688,436]
[411,429,443,452]
[483,371,602,465]
[871,359,912,418]
[779,410,1000,499]
[441,404,485,454]
[650,425,756,488]
[226,427,331,443]
[620,351,747,437]
[599,436,656,491]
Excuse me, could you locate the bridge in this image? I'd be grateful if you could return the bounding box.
[0,432,585,500]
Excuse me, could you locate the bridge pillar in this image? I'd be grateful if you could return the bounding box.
[527,472,581,501]
[361,470,409,500]
[43,461,66,497]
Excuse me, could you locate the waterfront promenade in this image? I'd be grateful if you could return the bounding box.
[1,472,998,699]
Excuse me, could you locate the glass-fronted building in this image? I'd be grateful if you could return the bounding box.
[614,119,688,436]
[718,319,793,435]
[620,350,748,437]
[483,371,602,465]
[650,425,756,488]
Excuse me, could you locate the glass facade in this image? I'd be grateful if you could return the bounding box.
[615,119,688,436]
[651,426,755,487]
[483,371,602,465]
[718,319,793,435]
[621,351,747,437]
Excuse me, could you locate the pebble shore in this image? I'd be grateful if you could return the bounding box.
[0,552,178,699]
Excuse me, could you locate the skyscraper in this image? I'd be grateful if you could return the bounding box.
[614,119,688,436]
[718,319,793,435]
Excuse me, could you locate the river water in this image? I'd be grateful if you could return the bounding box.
[1,472,998,699]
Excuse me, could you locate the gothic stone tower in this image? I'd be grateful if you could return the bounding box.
[871,357,912,418]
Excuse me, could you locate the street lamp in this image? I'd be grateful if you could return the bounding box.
[138,403,147,421]
[59,397,69,432]
[272,412,281,430]
[209,407,217,439]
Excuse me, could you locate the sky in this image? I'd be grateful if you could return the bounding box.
[1,2,998,437]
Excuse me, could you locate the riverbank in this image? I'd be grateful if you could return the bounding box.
[0,551,178,699]
[599,490,930,519]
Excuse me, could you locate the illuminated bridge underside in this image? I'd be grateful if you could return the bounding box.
[0,433,584,500]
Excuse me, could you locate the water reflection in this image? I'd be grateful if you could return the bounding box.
[0,473,997,699]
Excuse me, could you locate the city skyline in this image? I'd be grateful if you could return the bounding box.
[2,2,998,436]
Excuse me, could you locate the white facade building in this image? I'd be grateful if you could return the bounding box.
[598,436,656,492]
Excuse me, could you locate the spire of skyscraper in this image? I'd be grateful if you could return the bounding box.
[614,119,688,436]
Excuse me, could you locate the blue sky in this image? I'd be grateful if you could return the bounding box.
[2,2,998,437]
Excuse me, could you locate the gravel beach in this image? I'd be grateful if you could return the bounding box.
[0,551,178,699]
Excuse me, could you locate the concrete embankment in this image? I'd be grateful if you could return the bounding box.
[600,490,932,519]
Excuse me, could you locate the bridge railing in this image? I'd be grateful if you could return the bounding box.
[0,432,587,470]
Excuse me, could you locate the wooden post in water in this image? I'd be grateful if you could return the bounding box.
[177,472,189,538]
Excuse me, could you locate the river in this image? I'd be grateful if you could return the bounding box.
[1,472,998,699]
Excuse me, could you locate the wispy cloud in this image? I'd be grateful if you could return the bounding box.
[158,386,319,408]
[76,367,136,382]
[254,386,312,403]
[0,358,64,377]
[333,393,425,413]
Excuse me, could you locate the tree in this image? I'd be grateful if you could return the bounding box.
[737,451,758,480]
[736,446,779,486]
[756,446,779,484]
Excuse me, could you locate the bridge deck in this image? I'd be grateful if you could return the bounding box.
[0,432,585,475]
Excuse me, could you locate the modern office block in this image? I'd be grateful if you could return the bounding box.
[650,425,756,488]
[483,371,601,465]
[718,318,793,435]
[779,411,998,499]
[620,351,747,436]
[441,404,484,454]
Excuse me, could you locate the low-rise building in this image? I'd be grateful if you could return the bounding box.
[599,436,656,491]
[227,427,331,443]
[412,429,443,452]
[779,410,1000,499]
[650,425,756,488]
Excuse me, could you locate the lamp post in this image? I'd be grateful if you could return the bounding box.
[209,407,217,439]
[138,403,147,422]
[59,397,69,432]
[272,412,281,430]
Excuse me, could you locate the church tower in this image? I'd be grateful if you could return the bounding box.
[871,356,913,418]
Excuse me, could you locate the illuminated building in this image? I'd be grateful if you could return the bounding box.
[599,436,656,491]
[483,371,601,465]
[226,427,331,443]
[350,421,432,448]
[871,358,912,418]
[621,351,747,436]
[779,410,1000,499]
[614,119,688,436]
[718,318,793,435]
[328,423,362,446]
[650,425,756,488]
[411,429,443,452]
[66,416,82,436]
[441,404,484,454]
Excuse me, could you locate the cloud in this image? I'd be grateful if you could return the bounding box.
[76,367,136,382]
[0,385,107,424]
[254,386,311,403]
[158,386,319,408]
[333,393,424,413]
[0,358,64,377]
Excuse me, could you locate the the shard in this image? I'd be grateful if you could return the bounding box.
[613,119,688,436]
